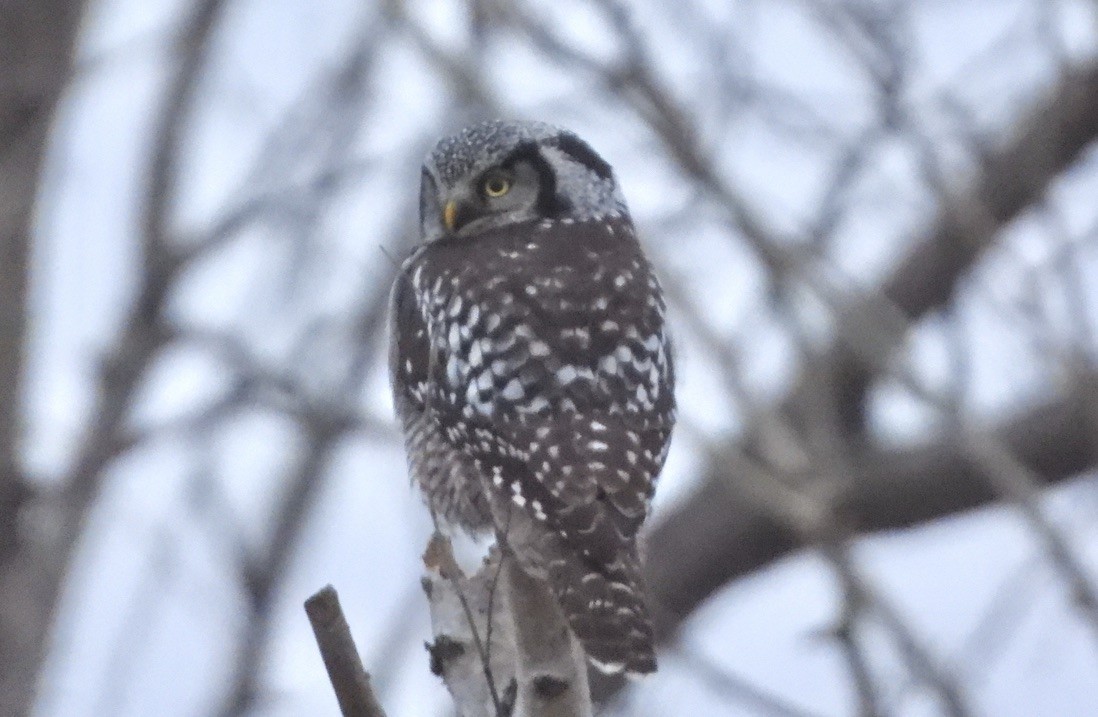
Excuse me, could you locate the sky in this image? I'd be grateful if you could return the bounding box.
[23,0,1098,715]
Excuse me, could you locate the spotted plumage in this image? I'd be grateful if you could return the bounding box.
[389,120,675,676]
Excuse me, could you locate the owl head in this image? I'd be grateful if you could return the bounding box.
[419,120,627,242]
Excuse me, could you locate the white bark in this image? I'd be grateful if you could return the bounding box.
[504,559,592,717]
[423,535,517,717]
[422,534,593,717]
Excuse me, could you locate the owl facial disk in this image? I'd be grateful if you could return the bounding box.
[439,159,543,236]
[421,121,627,243]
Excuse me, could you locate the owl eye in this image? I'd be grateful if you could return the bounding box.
[483,173,512,198]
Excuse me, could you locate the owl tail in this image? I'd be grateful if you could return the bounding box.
[546,548,657,677]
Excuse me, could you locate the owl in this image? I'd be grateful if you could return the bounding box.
[389,120,675,676]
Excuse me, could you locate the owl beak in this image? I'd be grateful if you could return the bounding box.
[442,198,476,233]
[443,200,458,232]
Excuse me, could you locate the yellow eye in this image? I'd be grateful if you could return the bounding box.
[483,174,511,197]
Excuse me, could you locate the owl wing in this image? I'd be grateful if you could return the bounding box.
[457,396,669,677]
[484,414,667,558]
[389,265,492,531]
[388,264,429,423]
[456,412,662,675]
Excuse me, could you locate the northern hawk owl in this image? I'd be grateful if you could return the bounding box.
[389,120,675,676]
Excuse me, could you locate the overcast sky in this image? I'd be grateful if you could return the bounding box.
[25,0,1098,715]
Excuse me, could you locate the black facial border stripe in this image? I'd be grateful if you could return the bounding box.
[550,132,613,181]
[419,168,439,227]
[501,140,571,218]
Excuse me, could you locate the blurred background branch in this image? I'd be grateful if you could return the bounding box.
[0,2,89,714]
[2,0,1097,715]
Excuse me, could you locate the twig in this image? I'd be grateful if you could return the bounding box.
[829,587,885,717]
[670,646,826,717]
[963,431,1098,646]
[884,332,1098,651]
[819,541,971,717]
[686,431,971,717]
[953,553,1044,684]
[382,0,501,114]
[305,585,388,717]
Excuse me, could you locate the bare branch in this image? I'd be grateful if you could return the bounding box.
[0,1,219,715]
[58,0,228,557]
[963,431,1098,645]
[828,586,885,717]
[668,647,826,717]
[382,0,501,115]
[823,56,1098,430]
[0,0,85,601]
[820,542,970,717]
[646,368,1098,646]
[305,585,388,717]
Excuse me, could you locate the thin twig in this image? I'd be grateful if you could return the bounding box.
[671,646,828,717]
[830,584,885,717]
[963,431,1098,646]
[820,542,971,717]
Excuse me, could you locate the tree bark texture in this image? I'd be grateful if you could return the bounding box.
[504,558,592,717]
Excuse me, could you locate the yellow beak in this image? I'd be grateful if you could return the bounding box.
[443,200,457,232]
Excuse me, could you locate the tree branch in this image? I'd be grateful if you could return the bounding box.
[0,2,87,714]
[962,429,1098,644]
[636,53,1098,653]
[816,57,1098,433]
[305,585,388,717]
[58,0,228,567]
[819,541,971,717]
[504,559,592,717]
[216,413,351,717]
[646,369,1098,644]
